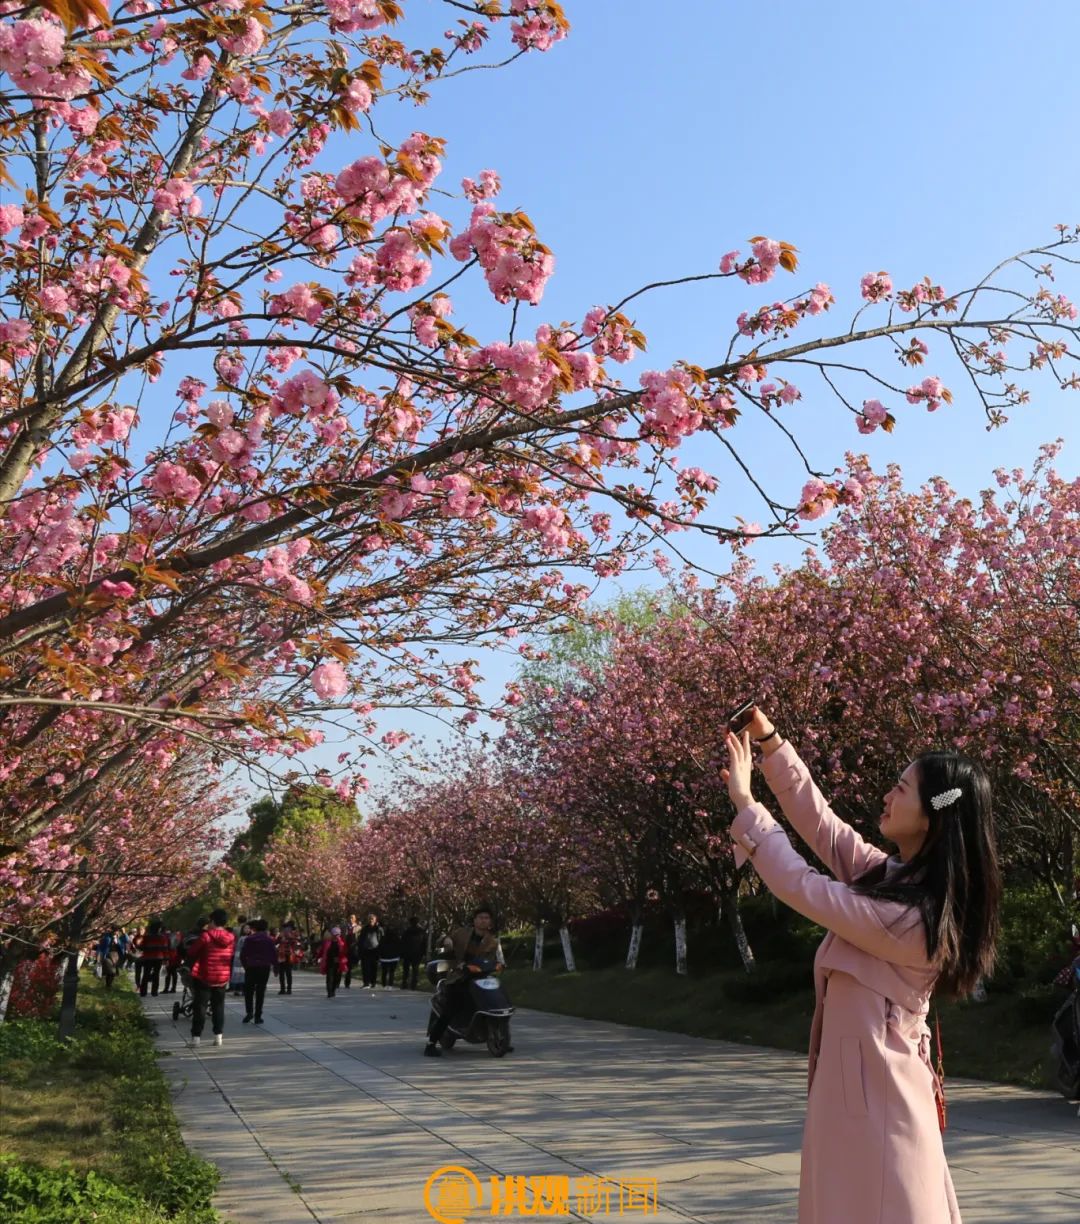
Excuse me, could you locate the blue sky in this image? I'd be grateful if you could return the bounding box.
[221,0,1080,810]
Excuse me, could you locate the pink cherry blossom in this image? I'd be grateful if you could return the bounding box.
[311,660,349,700]
[860,270,894,302]
[0,204,25,235]
[148,461,202,503]
[219,17,265,57]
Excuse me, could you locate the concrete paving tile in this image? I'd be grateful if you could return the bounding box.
[141,973,1078,1224]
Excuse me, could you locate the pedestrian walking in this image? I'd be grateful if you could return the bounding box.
[228,921,249,996]
[358,912,383,988]
[267,927,279,989]
[722,706,1001,1224]
[131,926,145,991]
[97,926,118,972]
[240,919,276,1024]
[319,926,349,997]
[276,921,302,994]
[378,924,401,988]
[162,928,182,994]
[343,913,361,988]
[186,909,236,1048]
[136,919,171,997]
[101,947,120,989]
[400,915,427,990]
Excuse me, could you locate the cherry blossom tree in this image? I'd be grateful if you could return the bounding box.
[682,443,1080,902]
[258,442,1078,983]
[340,758,518,932]
[2,0,1077,999]
[2,4,1075,765]
[513,614,758,973]
[478,447,1079,971]
[0,744,227,1019]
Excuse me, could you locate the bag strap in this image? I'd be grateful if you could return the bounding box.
[934,1008,945,1079]
[933,1006,947,1131]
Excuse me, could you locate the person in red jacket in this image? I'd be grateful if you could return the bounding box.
[275,921,302,994]
[162,928,183,994]
[186,908,236,1047]
[319,926,349,998]
[135,919,171,997]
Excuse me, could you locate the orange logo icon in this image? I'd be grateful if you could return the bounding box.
[424,1165,484,1224]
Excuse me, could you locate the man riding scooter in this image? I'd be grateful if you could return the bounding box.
[423,904,513,1057]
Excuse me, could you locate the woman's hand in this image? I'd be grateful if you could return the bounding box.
[737,705,782,757]
[743,706,774,741]
[722,728,756,810]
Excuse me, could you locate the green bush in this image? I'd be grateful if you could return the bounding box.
[732,894,821,967]
[510,882,1077,994]
[993,883,1079,986]
[506,896,827,975]
[1010,982,1064,1026]
[0,1154,218,1223]
[722,961,814,1004]
[0,977,219,1223]
[0,1156,146,1223]
[0,1019,64,1065]
[124,1146,219,1221]
[110,1072,219,1218]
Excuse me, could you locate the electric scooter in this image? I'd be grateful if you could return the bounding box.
[426,956,514,1057]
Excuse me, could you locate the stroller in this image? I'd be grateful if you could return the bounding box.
[171,966,195,1023]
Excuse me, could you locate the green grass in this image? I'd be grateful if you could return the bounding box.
[503,959,1058,1090]
[0,970,219,1222]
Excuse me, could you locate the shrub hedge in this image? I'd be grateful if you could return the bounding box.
[0,976,219,1223]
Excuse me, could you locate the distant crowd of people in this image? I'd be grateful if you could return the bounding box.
[313,912,428,996]
[91,920,177,995]
[90,910,429,1045]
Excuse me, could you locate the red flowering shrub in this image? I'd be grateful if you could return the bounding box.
[7,954,62,1019]
[568,906,632,942]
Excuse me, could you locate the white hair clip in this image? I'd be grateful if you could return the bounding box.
[930,787,962,811]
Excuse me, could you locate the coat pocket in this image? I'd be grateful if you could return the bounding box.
[840,1036,869,1117]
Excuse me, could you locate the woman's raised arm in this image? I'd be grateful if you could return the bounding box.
[725,712,887,884]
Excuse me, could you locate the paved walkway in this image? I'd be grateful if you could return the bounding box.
[141,973,1078,1223]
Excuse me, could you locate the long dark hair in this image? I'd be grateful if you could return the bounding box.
[854,751,1001,997]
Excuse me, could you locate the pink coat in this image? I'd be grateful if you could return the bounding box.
[730,741,961,1224]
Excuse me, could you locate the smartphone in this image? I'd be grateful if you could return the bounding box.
[726,699,757,733]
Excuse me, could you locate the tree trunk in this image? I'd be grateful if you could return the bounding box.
[427,888,436,959]
[558,924,576,972]
[58,861,89,1039]
[971,976,987,1003]
[58,949,82,1040]
[0,944,22,1023]
[625,922,643,969]
[533,923,544,970]
[726,898,756,973]
[673,914,688,976]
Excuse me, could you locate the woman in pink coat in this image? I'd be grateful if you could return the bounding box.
[723,708,1001,1224]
